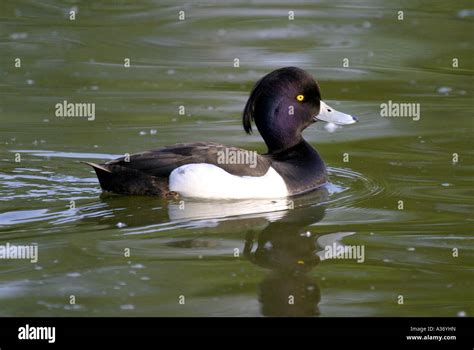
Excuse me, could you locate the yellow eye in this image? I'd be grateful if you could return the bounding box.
[296,94,305,102]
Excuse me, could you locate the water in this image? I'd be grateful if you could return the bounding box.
[0,0,473,316]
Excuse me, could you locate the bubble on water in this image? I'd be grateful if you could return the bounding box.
[437,86,452,94]
[383,258,391,263]
[90,85,99,91]
[441,183,452,187]
[324,122,338,133]
[26,79,35,85]
[116,222,127,228]
[140,276,150,281]
[64,304,82,310]
[263,241,273,250]
[150,129,157,135]
[10,32,28,40]
[139,131,147,136]
[407,247,415,251]
[457,9,474,18]
[120,304,135,310]
[131,264,145,269]
[67,272,81,278]
[457,310,466,317]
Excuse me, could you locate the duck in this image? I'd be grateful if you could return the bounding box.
[84,67,358,199]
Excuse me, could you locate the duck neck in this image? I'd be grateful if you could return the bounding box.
[268,138,321,160]
[267,139,328,195]
[264,135,303,154]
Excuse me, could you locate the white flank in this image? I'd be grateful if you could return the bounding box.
[169,163,289,199]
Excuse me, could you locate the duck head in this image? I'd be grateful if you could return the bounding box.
[243,67,357,153]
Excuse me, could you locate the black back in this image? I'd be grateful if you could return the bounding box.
[104,142,272,178]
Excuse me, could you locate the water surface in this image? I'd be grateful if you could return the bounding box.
[0,0,473,316]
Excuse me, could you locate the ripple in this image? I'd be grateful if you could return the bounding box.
[326,166,384,207]
[0,145,384,232]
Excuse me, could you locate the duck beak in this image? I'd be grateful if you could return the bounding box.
[314,101,358,125]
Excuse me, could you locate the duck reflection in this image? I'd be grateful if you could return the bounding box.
[244,201,325,316]
[259,273,320,317]
[88,188,348,317]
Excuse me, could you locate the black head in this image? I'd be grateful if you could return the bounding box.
[243,67,322,153]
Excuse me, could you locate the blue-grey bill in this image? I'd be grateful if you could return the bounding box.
[314,101,358,125]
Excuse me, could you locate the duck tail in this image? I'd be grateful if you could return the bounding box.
[81,161,115,191]
[81,161,171,196]
[82,161,112,174]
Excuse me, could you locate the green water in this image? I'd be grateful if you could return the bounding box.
[0,0,473,316]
